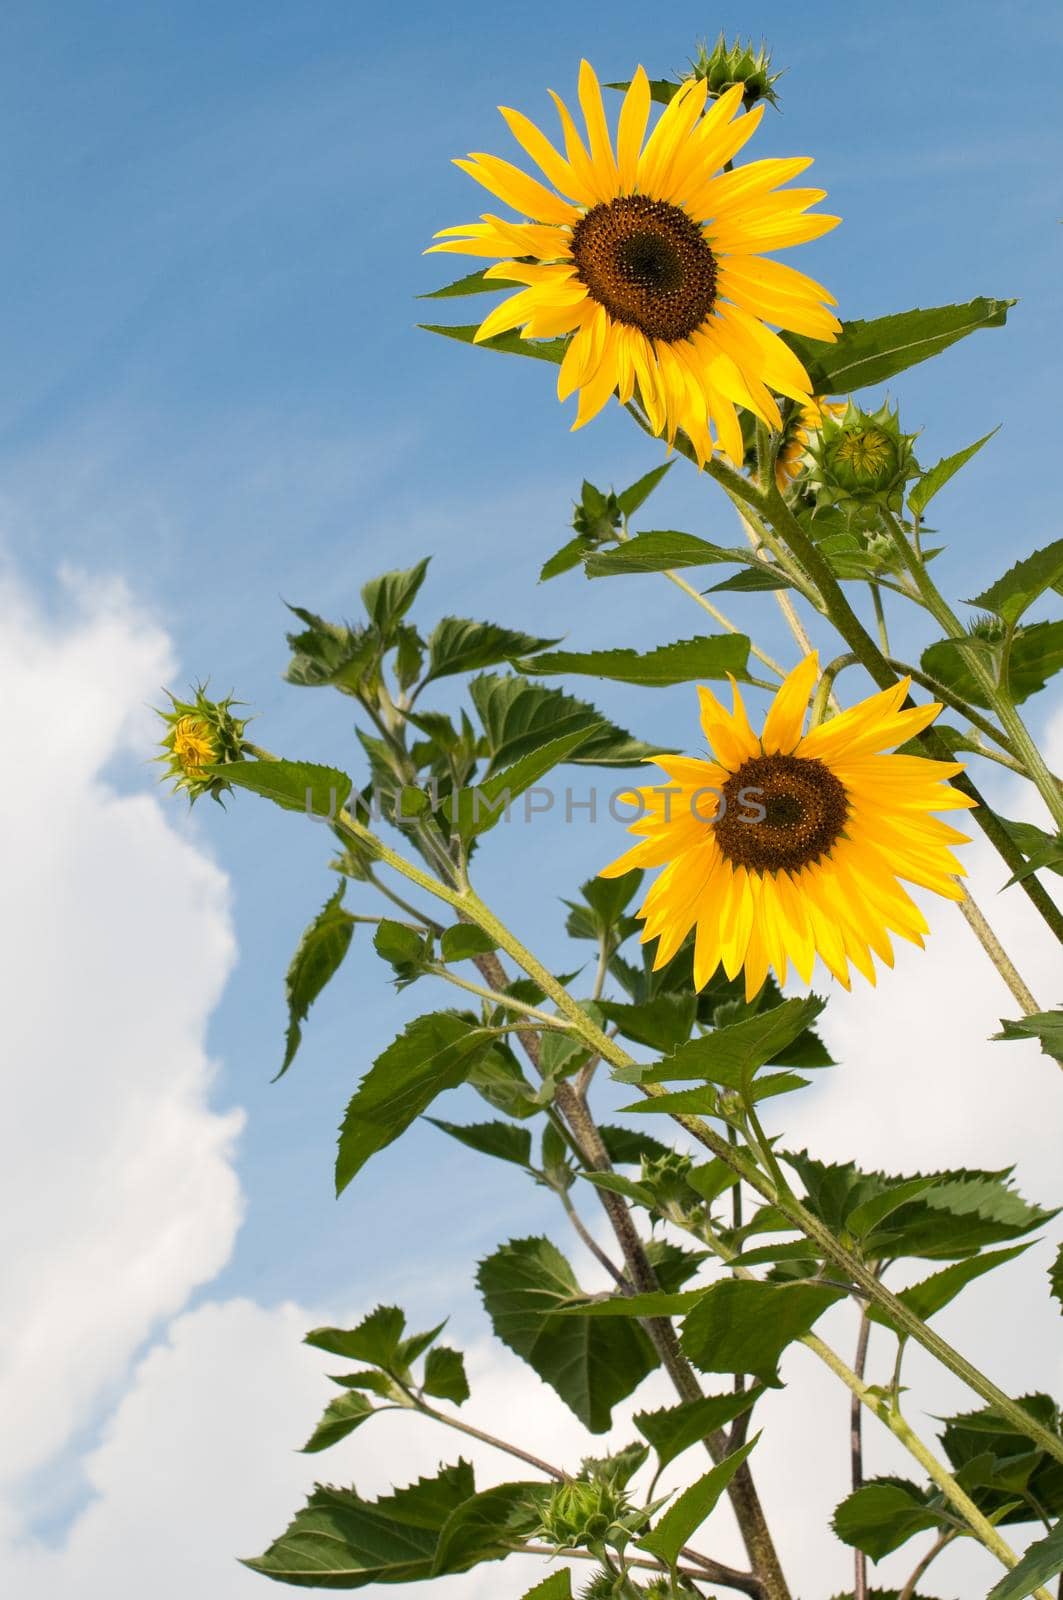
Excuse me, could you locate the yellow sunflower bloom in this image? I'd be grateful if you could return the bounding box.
[429,61,841,465]
[600,655,974,999]
[774,397,846,490]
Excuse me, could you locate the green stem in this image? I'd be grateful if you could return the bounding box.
[805,1334,1054,1598]
[878,510,1063,832]
[870,582,890,655]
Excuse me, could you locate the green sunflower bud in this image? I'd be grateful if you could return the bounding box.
[807,400,919,516]
[156,686,250,803]
[640,1151,697,1220]
[689,34,781,109]
[538,1478,630,1551]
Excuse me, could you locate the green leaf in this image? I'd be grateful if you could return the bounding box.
[584,531,756,577]
[639,1435,760,1565]
[526,635,751,686]
[639,998,827,1091]
[786,298,1015,394]
[1052,1245,1063,1314]
[420,322,568,364]
[361,560,429,633]
[427,1117,533,1168]
[635,1387,765,1469]
[970,538,1063,625]
[425,618,561,684]
[306,1305,407,1368]
[598,994,697,1053]
[940,1395,1063,1524]
[300,1390,377,1453]
[986,1522,1063,1600]
[845,1177,940,1240]
[336,1014,498,1193]
[422,1346,470,1405]
[372,919,427,974]
[681,1281,843,1384]
[540,534,595,581]
[446,722,604,839]
[597,1124,674,1167]
[477,1237,658,1432]
[831,1478,941,1560]
[616,462,673,516]
[909,429,998,516]
[707,566,793,593]
[870,1244,1031,1328]
[439,924,500,961]
[419,268,522,298]
[471,673,663,772]
[518,1573,573,1599]
[432,1480,544,1575]
[994,1009,1063,1061]
[922,619,1063,707]
[222,759,352,818]
[578,1170,657,1209]
[564,1289,705,1318]
[278,884,355,1079]
[564,871,644,942]
[244,1461,475,1587]
[997,818,1063,884]
[284,605,380,693]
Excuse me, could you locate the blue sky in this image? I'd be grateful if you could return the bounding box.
[3,0,1062,1557]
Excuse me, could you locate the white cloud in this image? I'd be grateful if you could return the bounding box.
[0,566,242,1490]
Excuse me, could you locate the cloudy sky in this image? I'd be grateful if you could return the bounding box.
[3,1,1062,1596]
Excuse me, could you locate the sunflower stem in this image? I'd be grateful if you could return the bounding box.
[808,653,859,729]
[878,509,1063,833]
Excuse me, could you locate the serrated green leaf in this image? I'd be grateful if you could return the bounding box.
[540,533,595,581]
[597,1124,673,1167]
[969,538,1063,625]
[419,268,522,298]
[518,1572,573,1599]
[707,566,793,593]
[909,428,998,516]
[422,1346,470,1405]
[639,1436,760,1565]
[846,1177,940,1240]
[361,560,430,633]
[940,1395,1063,1525]
[470,673,663,772]
[584,531,755,577]
[831,1478,941,1560]
[432,1480,544,1575]
[336,1014,498,1192]
[598,994,697,1053]
[284,605,380,693]
[870,1244,1031,1329]
[997,818,1063,885]
[300,1390,378,1454]
[994,1009,1063,1062]
[578,1170,657,1208]
[681,1280,842,1384]
[1051,1245,1063,1314]
[635,1387,764,1469]
[786,298,1015,394]
[446,722,604,839]
[477,1237,657,1432]
[278,884,355,1079]
[222,759,352,818]
[639,998,827,1091]
[420,322,568,363]
[425,618,561,683]
[373,919,427,972]
[439,924,500,961]
[986,1520,1063,1599]
[426,1117,533,1168]
[243,1462,475,1587]
[922,620,1063,707]
[616,462,673,516]
[527,635,751,686]
[306,1305,407,1367]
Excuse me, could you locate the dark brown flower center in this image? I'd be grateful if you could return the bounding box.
[570,196,718,342]
[714,753,849,873]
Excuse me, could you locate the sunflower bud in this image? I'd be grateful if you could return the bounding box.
[538,1479,630,1551]
[640,1151,698,1221]
[156,687,250,803]
[807,400,919,516]
[689,34,781,109]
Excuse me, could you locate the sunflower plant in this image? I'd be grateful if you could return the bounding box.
[164,38,1063,1600]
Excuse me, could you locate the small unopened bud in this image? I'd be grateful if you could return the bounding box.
[690,34,782,109]
[156,686,250,803]
[538,1479,630,1551]
[807,400,919,516]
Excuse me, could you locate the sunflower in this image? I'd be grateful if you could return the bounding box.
[774,397,846,491]
[600,655,974,998]
[429,61,841,465]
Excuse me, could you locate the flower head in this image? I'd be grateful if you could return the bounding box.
[156,687,249,802]
[430,60,840,465]
[807,399,919,514]
[600,656,974,998]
